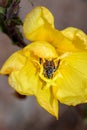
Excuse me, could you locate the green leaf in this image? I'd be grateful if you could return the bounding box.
[0,7,5,14]
[6,0,13,8]
[12,17,23,25]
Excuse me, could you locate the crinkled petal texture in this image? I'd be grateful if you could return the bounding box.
[0,51,27,74]
[53,52,87,106]
[23,41,58,58]
[8,60,58,118]
[23,6,77,53]
[0,41,58,75]
[61,27,87,50]
[23,6,54,41]
[0,41,58,118]
[8,60,40,95]
[23,6,87,54]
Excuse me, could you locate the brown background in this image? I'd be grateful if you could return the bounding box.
[0,0,87,130]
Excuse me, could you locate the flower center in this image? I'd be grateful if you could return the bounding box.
[40,58,60,79]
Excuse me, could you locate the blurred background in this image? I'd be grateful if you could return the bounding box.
[0,0,87,130]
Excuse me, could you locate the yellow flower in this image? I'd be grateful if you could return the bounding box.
[0,41,59,118]
[1,6,87,119]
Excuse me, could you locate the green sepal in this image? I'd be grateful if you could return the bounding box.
[12,17,23,25]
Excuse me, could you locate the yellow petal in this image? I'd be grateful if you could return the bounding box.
[23,7,78,53]
[54,52,87,106]
[23,41,58,58]
[31,27,78,54]
[0,51,26,75]
[23,6,54,41]
[24,22,77,53]
[24,15,76,53]
[36,87,58,119]
[61,27,87,50]
[8,60,42,95]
